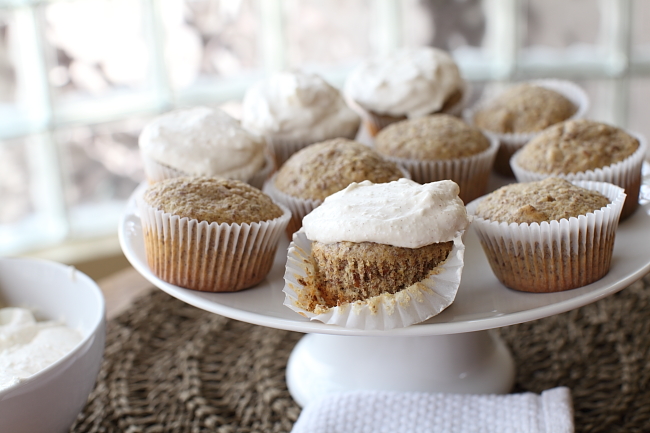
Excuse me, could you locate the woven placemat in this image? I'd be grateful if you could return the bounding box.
[71,273,650,433]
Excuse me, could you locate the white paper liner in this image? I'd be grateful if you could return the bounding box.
[463,79,590,176]
[384,132,499,204]
[263,166,411,237]
[141,151,275,190]
[345,82,470,137]
[510,131,647,218]
[266,124,361,168]
[137,197,291,292]
[466,180,626,293]
[282,230,466,330]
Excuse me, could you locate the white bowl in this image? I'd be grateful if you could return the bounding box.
[0,258,106,433]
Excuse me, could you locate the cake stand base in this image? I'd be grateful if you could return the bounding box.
[286,330,516,407]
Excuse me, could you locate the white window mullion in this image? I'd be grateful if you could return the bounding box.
[259,0,286,74]
[372,0,402,56]
[13,6,69,245]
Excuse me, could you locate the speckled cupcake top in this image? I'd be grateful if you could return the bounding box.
[375,114,490,160]
[515,119,639,174]
[143,177,283,225]
[274,138,403,201]
[475,177,610,224]
[474,84,577,134]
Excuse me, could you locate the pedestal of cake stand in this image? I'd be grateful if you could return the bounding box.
[286,330,515,407]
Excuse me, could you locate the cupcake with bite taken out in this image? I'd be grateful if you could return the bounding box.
[283,178,470,330]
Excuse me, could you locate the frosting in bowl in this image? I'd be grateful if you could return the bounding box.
[344,47,464,118]
[139,106,266,181]
[0,307,82,391]
[302,178,470,248]
[241,71,360,142]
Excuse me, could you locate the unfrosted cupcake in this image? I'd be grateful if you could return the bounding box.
[344,47,466,136]
[468,177,625,293]
[138,177,290,292]
[264,138,405,235]
[374,114,499,203]
[139,106,273,189]
[283,178,470,330]
[465,80,589,176]
[511,119,645,219]
[241,71,360,166]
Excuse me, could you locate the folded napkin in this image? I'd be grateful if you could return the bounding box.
[291,388,573,433]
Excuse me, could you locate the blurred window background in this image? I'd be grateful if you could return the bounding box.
[0,0,647,261]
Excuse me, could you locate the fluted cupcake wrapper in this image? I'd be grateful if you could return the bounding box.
[466,181,625,293]
[384,132,499,204]
[263,166,411,238]
[141,151,275,190]
[510,131,647,219]
[137,198,291,292]
[345,82,471,137]
[265,125,360,168]
[282,230,466,330]
[463,79,590,176]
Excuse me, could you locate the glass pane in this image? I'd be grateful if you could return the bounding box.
[283,0,372,70]
[0,139,33,226]
[628,78,650,153]
[522,0,603,62]
[55,118,148,238]
[43,0,156,121]
[180,0,262,82]
[404,0,486,50]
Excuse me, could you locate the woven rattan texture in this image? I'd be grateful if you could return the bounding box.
[71,273,650,433]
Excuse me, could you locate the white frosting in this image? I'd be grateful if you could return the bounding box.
[302,179,470,248]
[241,71,360,142]
[0,307,82,391]
[139,106,266,181]
[344,47,464,118]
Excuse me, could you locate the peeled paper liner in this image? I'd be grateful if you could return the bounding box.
[141,151,275,190]
[282,231,466,330]
[510,131,648,189]
[466,180,626,292]
[463,79,590,148]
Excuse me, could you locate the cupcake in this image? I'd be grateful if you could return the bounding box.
[263,138,405,236]
[465,80,589,176]
[467,177,626,293]
[374,114,499,203]
[344,47,466,137]
[283,179,470,330]
[510,119,646,219]
[139,106,273,189]
[241,71,360,166]
[138,177,291,292]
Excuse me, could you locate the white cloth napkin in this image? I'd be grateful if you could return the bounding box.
[291,388,573,433]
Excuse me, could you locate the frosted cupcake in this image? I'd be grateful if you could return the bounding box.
[344,47,466,136]
[283,179,470,330]
[139,106,273,189]
[241,71,360,166]
[468,177,625,293]
[264,138,405,236]
[138,177,290,292]
[465,80,589,176]
[510,119,646,219]
[374,114,499,203]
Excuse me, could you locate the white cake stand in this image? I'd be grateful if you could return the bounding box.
[119,175,650,407]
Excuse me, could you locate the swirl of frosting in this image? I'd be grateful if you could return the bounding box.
[302,179,470,248]
[139,107,266,181]
[344,47,464,118]
[241,71,360,141]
